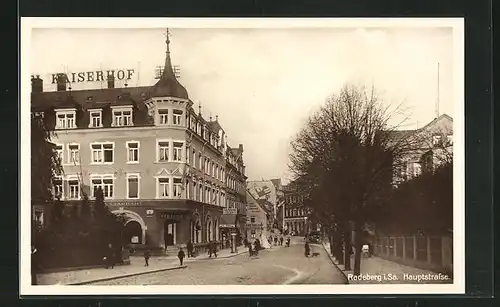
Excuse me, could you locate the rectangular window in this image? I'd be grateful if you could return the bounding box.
[90,111,102,128]
[191,116,196,130]
[173,178,183,197]
[127,142,139,163]
[173,109,183,125]
[199,184,203,202]
[68,179,80,199]
[158,177,169,198]
[173,142,183,162]
[55,144,63,163]
[127,175,139,199]
[198,153,202,169]
[103,144,113,162]
[91,176,114,199]
[192,149,196,168]
[158,141,169,162]
[68,144,80,164]
[113,110,132,127]
[186,179,190,199]
[56,112,75,129]
[159,109,168,125]
[193,181,197,200]
[91,143,113,163]
[186,146,190,164]
[251,217,256,223]
[53,176,63,199]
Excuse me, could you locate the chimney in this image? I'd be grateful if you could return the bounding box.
[107,75,115,89]
[56,73,67,91]
[239,144,243,152]
[31,75,43,93]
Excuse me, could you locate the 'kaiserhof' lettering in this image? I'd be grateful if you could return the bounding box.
[47,69,135,84]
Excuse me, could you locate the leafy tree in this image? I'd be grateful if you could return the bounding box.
[31,114,63,207]
[289,84,417,274]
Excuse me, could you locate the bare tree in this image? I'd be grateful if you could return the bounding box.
[289,83,419,275]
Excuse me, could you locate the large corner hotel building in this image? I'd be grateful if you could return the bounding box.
[30,34,248,250]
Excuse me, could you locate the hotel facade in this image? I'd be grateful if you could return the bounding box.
[30,35,248,250]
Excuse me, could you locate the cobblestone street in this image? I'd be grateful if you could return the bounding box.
[91,241,345,285]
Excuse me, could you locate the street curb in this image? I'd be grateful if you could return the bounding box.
[67,265,187,285]
[321,243,349,284]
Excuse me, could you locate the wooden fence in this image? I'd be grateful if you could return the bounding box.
[373,234,453,276]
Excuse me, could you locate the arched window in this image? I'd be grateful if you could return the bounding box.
[206,216,212,242]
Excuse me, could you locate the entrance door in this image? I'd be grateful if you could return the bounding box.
[164,220,175,246]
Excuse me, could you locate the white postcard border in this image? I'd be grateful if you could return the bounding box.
[20,17,465,296]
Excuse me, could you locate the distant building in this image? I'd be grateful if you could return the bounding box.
[245,190,267,240]
[247,180,279,218]
[392,114,453,186]
[282,177,313,236]
[30,33,247,250]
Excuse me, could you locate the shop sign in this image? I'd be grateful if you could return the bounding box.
[223,208,237,215]
[106,200,140,207]
[160,212,183,220]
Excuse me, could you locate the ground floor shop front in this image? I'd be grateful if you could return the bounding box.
[107,199,224,249]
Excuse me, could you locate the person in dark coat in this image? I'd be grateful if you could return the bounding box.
[274,237,278,246]
[254,240,260,255]
[105,244,115,269]
[178,248,185,266]
[143,249,150,266]
[187,241,194,258]
[304,241,310,257]
[248,243,253,257]
[280,237,284,246]
[286,237,291,247]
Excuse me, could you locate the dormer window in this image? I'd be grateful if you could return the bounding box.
[173,109,183,125]
[55,109,76,129]
[159,109,169,125]
[89,109,102,128]
[112,108,133,127]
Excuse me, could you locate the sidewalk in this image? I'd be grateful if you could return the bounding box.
[37,247,247,285]
[322,242,452,284]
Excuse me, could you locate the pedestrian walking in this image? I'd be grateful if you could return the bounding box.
[248,243,253,257]
[143,248,150,266]
[304,241,310,257]
[274,237,278,246]
[212,241,218,257]
[254,240,260,256]
[187,241,194,258]
[286,237,291,247]
[178,248,185,266]
[280,237,284,246]
[105,243,115,269]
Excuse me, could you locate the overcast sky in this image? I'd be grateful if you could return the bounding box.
[30,23,459,183]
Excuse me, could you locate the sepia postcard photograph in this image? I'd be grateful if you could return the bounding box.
[20,18,464,295]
